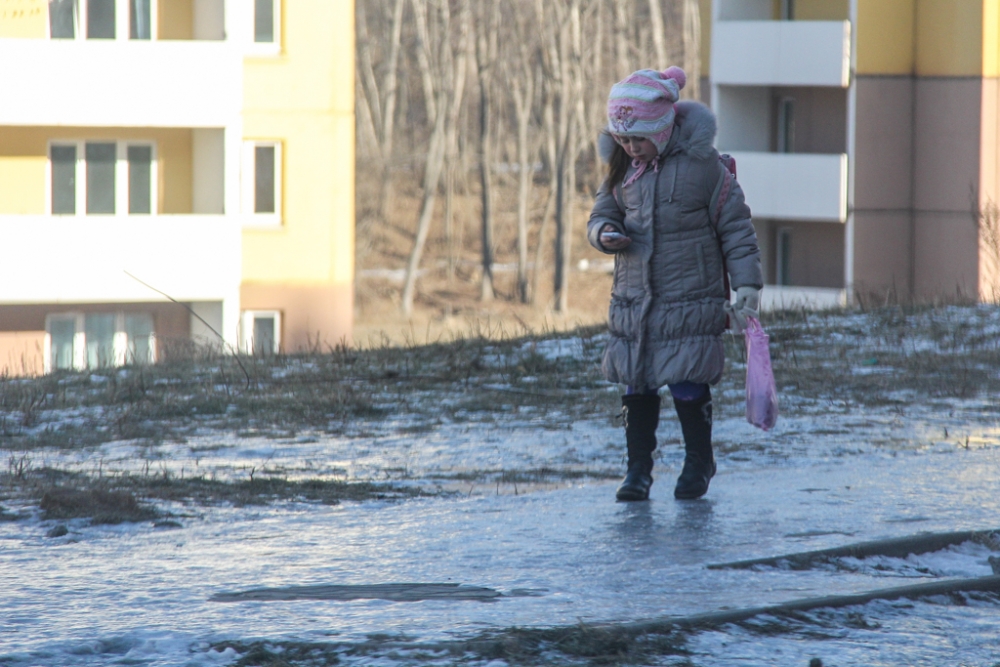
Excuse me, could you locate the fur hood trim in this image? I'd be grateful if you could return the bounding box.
[671,100,716,161]
[597,100,717,163]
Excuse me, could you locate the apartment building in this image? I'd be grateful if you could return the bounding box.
[709,0,1000,308]
[0,0,354,376]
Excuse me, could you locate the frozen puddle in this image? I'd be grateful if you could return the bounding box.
[1,439,1000,666]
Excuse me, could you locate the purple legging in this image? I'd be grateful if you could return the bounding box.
[626,381,708,402]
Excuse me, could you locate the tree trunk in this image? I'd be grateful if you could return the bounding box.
[511,78,534,303]
[613,0,631,78]
[532,91,559,306]
[444,3,472,282]
[647,0,668,70]
[401,94,448,316]
[399,0,470,316]
[553,0,581,314]
[683,0,701,101]
[410,0,438,123]
[375,0,407,222]
[475,2,497,303]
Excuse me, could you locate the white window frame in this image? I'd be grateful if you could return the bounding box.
[44,311,157,373]
[241,310,281,355]
[47,0,158,40]
[47,140,158,216]
[241,140,282,227]
[248,0,281,56]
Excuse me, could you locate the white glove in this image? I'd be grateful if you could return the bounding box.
[731,286,761,332]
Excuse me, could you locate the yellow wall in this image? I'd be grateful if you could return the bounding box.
[793,0,849,21]
[700,0,712,77]
[916,0,984,76]
[0,127,193,214]
[857,0,916,75]
[858,0,996,76]
[0,0,46,37]
[242,0,355,289]
[158,0,193,40]
[982,0,1000,76]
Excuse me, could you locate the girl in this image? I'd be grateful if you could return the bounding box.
[587,67,762,501]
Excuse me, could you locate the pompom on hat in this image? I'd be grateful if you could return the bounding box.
[607,66,686,155]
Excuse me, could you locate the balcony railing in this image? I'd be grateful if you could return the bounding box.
[0,40,242,127]
[711,20,851,87]
[761,285,848,311]
[0,215,242,304]
[727,151,848,222]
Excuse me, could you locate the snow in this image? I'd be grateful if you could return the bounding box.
[3,308,1000,665]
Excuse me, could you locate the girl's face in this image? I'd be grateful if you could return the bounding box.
[617,135,657,162]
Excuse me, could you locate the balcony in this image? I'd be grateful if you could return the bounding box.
[0,215,242,304]
[0,40,242,127]
[761,285,848,311]
[727,152,848,222]
[711,21,851,88]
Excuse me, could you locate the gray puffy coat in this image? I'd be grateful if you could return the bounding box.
[587,101,762,389]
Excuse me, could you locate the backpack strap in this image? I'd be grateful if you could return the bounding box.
[712,153,737,227]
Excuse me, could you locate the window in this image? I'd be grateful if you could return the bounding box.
[780,0,794,20]
[49,141,156,216]
[48,315,80,371]
[254,0,274,43]
[50,145,77,214]
[85,142,116,214]
[124,313,155,365]
[242,141,282,225]
[127,145,152,214]
[45,312,156,372]
[49,0,76,38]
[776,228,792,286]
[248,0,280,54]
[48,0,154,40]
[241,311,281,355]
[777,98,795,154]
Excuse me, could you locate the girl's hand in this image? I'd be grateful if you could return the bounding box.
[600,224,631,251]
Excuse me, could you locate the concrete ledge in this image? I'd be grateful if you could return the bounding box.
[706,528,1000,570]
[620,575,1000,635]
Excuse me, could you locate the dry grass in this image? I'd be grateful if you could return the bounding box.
[0,324,612,452]
[214,623,691,667]
[39,487,157,525]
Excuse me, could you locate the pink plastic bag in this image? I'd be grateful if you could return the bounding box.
[745,316,779,431]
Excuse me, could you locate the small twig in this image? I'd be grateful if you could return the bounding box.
[123,270,252,389]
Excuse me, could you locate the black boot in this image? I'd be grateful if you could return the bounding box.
[673,389,716,500]
[616,393,660,501]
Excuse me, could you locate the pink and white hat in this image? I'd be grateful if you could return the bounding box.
[607,66,687,155]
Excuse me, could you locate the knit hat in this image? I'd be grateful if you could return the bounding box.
[607,66,686,155]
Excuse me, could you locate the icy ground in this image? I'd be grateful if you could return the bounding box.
[2,308,1000,666]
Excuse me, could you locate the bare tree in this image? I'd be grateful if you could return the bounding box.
[356,0,406,222]
[355,0,689,317]
[612,0,633,78]
[647,0,668,69]
[505,20,538,304]
[400,0,471,316]
[553,0,585,313]
[474,0,500,302]
[682,0,701,100]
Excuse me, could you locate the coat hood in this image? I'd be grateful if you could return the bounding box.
[597,100,717,163]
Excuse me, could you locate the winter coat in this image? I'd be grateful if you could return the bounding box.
[587,101,762,389]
